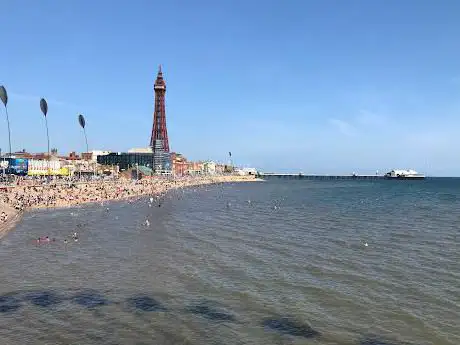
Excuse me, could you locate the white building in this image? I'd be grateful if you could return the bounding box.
[242,167,258,175]
[90,150,111,162]
[128,147,153,153]
[203,161,217,175]
[28,159,62,175]
[235,167,258,176]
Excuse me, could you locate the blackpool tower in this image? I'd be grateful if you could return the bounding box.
[150,65,171,173]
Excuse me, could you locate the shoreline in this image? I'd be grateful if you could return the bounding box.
[0,202,23,239]
[0,175,262,239]
[30,175,262,211]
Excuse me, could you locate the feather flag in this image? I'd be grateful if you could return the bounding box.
[40,98,48,117]
[78,114,86,129]
[0,86,7,106]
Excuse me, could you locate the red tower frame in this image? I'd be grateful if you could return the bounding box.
[150,66,170,172]
[150,65,169,151]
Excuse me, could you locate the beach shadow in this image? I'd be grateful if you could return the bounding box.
[186,301,235,322]
[72,289,109,309]
[361,340,394,345]
[359,336,416,345]
[23,290,63,308]
[125,295,167,312]
[262,316,320,339]
[0,293,21,313]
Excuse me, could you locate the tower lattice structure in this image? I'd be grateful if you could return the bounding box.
[150,65,171,172]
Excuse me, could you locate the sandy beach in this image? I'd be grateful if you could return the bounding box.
[0,175,261,239]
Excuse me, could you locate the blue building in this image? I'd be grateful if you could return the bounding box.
[1,158,29,175]
[97,152,171,172]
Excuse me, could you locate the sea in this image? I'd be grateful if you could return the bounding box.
[0,178,458,345]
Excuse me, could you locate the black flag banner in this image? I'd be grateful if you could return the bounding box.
[78,114,86,129]
[0,86,8,106]
[40,98,48,117]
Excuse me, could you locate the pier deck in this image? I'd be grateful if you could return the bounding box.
[258,173,384,180]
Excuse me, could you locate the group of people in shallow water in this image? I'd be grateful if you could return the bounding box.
[35,232,79,245]
[0,211,8,223]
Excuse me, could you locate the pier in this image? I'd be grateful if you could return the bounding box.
[257,173,385,180]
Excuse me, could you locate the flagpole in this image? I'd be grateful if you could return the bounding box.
[40,98,50,180]
[229,151,233,173]
[0,86,11,157]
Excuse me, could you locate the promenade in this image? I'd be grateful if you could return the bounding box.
[0,175,260,238]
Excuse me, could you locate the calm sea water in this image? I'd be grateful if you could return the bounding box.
[0,179,458,345]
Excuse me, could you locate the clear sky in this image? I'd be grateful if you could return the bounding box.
[1,0,460,176]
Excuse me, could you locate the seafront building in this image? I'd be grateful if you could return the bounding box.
[128,147,153,154]
[0,150,97,177]
[170,153,187,176]
[237,167,258,176]
[85,150,111,162]
[0,150,254,178]
[97,152,155,171]
[203,161,217,175]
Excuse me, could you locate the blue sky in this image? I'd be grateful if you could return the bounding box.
[1,0,460,176]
